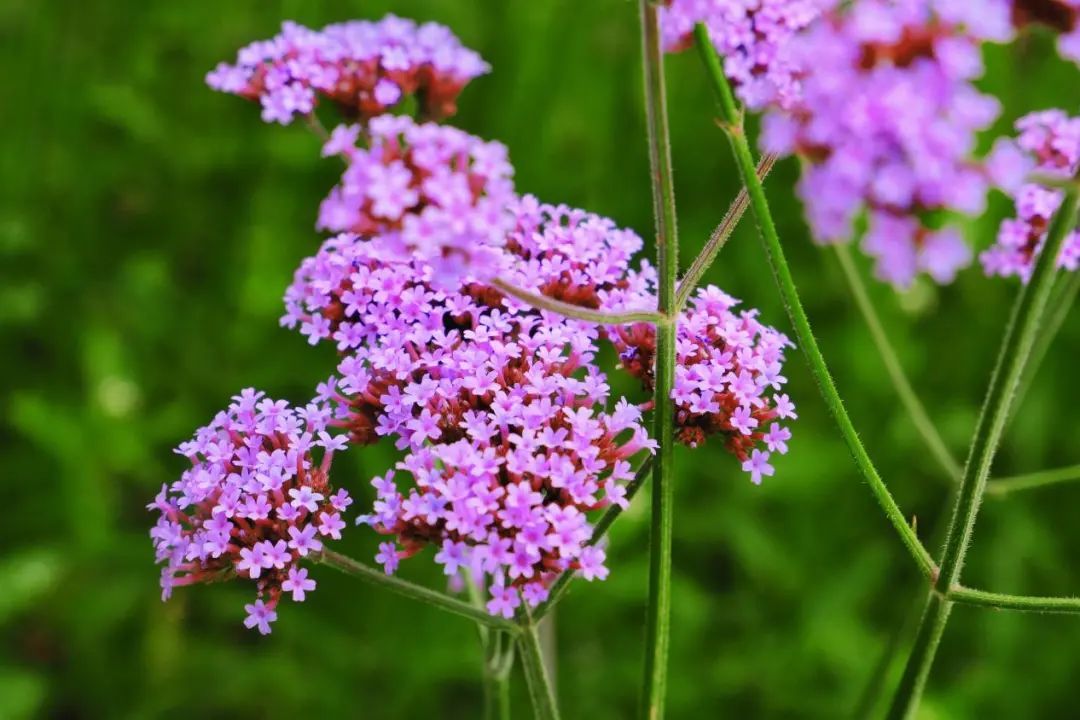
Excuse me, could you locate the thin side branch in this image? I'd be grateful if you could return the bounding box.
[948,586,1080,614]
[986,463,1080,496]
[492,278,664,325]
[694,23,936,579]
[675,153,778,310]
[318,549,520,633]
[304,112,330,142]
[1009,270,1080,427]
[833,244,962,483]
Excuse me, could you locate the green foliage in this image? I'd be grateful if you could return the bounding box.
[2,2,1079,717]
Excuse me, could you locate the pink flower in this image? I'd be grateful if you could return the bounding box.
[315,116,515,286]
[207,17,489,125]
[243,599,278,635]
[982,110,1080,282]
[742,450,775,485]
[148,390,350,633]
[282,567,317,602]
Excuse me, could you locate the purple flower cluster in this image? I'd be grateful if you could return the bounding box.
[282,197,660,614]
[760,0,1013,288]
[1011,0,1080,64]
[317,116,515,285]
[177,12,799,627]
[608,286,795,483]
[206,17,489,124]
[982,110,1080,281]
[659,0,825,109]
[149,390,352,634]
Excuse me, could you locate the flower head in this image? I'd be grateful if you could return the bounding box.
[608,286,795,482]
[284,197,658,613]
[149,390,351,633]
[761,0,1013,287]
[660,0,825,109]
[316,115,515,285]
[982,109,1080,281]
[206,16,489,124]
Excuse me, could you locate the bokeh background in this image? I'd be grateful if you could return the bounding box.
[4,1,1080,718]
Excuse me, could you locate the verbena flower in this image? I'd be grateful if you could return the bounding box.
[148,389,352,634]
[206,16,489,125]
[982,109,1080,281]
[761,0,1013,288]
[608,285,795,483]
[659,0,825,109]
[282,197,661,613]
[1011,0,1080,64]
[317,115,515,285]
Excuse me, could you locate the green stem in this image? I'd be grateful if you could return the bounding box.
[693,23,935,578]
[851,589,927,720]
[532,458,652,622]
[480,646,497,720]
[888,187,1080,719]
[519,612,560,720]
[948,586,1080,614]
[469,579,513,720]
[304,112,330,143]
[492,278,663,325]
[833,244,962,483]
[640,3,679,719]
[1009,270,1080,426]
[986,463,1080,496]
[497,669,512,720]
[317,549,519,633]
[675,153,778,310]
[888,590,954,720]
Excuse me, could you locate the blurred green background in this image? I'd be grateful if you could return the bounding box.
[3,1,1079,718]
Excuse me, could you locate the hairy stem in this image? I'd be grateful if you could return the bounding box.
[318,549,519,633]
[497,668,512,720]
[675,153,778,310]
[304,112,330,142]
[888,187,1080,719]
[694,23,935,577]
[834,244,962,483]
[640,3,680,718]
[519,611,560,720]
[492,278,663,325]
[532,458,652,622]
[1009,270,1080,426]
[469,580,514,720]
[948,586,1080,613]
[987,463,1080,496]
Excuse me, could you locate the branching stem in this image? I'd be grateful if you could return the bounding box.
[948,586,1080,614]
[987,463,1080,496]
[675,153,778,310]
[318,549,519,633]
[492,278,665,325]
[640,3,680,718]
[693,23,935,578]
[887,187,1080,719]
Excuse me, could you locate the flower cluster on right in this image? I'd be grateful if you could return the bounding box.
[663,0,1080,288]
[982,110,1080,281]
